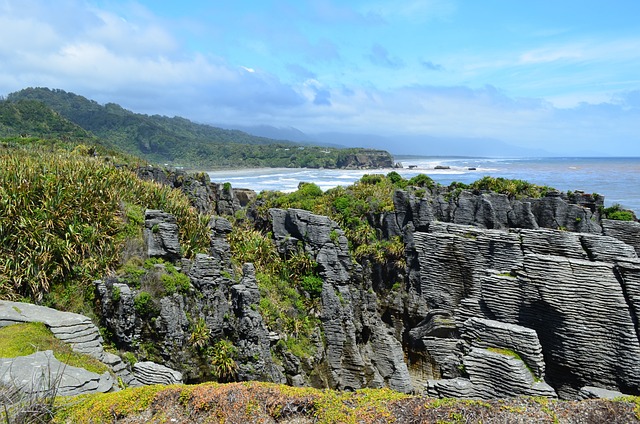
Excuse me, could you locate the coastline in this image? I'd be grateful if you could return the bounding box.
[205,156,640,215]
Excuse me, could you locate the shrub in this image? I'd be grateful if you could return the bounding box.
[210,339,238,382]
[133,291,156,316]
[603,204,636,221]
[161,269,191,295]
[189,318,211,351]
[407,173,435,188]
[301,274,323,298]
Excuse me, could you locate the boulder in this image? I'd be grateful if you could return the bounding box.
[132,361,183,385]
[0,300,136,387]
[426,348,557,399]
[0,351,115,396]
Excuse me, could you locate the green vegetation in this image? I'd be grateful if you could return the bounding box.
[602,203,636,221]
[6,88,393,170]
[0,322,108,374]
[257,174,418,266]
[54,381,640,424]
[189,318,211,351]
[228,222,320,359]
[209,339,238,382]
[454,176,553,199]
[0,141,209,311]
[0,98,94,142]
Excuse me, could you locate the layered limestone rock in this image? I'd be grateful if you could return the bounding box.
[269,208,413,393]
[97,213,284,384]
[144,209,182,261]
[602,219,640,256]
[231,263,285,383]
[403,214,640,398]
[0,300,136,388]
[0,351,114,396]
[426,348,556,399]
[132,361,183,385]
[391,188,603,234]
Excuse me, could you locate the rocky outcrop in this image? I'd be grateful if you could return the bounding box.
[231,264,285,383]
[602,218,640,256]
[390,186,640,399]
[135,165,255,216]
[0,351,114,396]
[91,181,640,400]
[132,361,183,385]
[0,300,137,388]
[390,188,603,234]
[335,149,395,169]
[96,213,285,384]
[269,208,413,393]
[144,209,181,261]
[136,167,216,214]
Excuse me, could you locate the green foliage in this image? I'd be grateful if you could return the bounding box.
[407,173,436,188]
[210,339,238,382]
[111,286,121,302]
[301,274,323,298]
[386,171,406,188]
[228,222,321,358]
[161,268,191,295]
[133,291,156,316]
[603,204,636,221]
[0,146,209,308]
[0,322,108,374]
[0,98,93,142]
[6,88,394,170]
[189,318,211,351]
[466,176,552,199]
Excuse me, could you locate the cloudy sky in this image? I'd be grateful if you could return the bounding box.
[1,0,639,156]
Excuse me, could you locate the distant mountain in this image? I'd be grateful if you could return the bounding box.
[312,132,555,158]
[6,88,393,169]
[221,125,556,158]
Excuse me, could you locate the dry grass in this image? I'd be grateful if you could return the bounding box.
[53,381,640,424]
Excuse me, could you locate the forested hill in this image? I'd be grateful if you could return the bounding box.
[5,87,394,169]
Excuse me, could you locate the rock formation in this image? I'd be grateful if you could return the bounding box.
[90,184,640,400]
[20,172,637,402]
[0,351,114,397]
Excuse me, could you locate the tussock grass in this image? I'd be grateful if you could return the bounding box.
[0,144,210,311]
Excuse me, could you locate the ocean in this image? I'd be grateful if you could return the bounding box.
[207,156,640,215]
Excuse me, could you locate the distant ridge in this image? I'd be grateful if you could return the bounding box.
[6,88,393,169]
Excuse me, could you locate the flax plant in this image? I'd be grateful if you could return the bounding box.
[0,146,209,309]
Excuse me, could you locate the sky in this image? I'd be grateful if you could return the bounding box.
[1,0,639,156]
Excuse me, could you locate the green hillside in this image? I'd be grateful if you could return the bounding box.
[6,87,393,169]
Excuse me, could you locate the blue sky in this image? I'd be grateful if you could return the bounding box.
[1,0,639,155]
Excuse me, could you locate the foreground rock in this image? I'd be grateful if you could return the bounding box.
[0,300,186,392]
[0,351,113,396]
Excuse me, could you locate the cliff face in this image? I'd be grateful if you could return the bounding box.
[335,149,396,169]
[95,178,640,400]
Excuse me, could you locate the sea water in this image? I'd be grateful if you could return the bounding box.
[207,156,640,215]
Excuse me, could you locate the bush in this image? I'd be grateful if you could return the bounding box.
[161,269,191,295]
[603,204,636,221]
[133,291,156,316]
[210,339,238,382]
[301,274,323,298]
